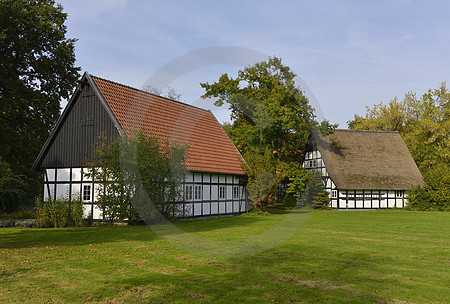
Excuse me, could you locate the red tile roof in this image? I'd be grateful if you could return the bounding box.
[91,75,246,175]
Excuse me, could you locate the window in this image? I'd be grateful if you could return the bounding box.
[309,160,317,168]
[396,190,404,198]
[233,186,240,199]
[83,185,91,201]
[194,185,202,200]
[332,190,337,198]
[185,185,193,201]
[219,185,226,199]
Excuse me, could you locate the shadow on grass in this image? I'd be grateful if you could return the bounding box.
[0,214,275,249]
[91,245,392,303]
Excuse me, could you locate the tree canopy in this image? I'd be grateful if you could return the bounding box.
[0,0,80,210]
[349,83,449,210]
[201,57,334,207]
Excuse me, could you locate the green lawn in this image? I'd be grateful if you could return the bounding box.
[0,210,449,303]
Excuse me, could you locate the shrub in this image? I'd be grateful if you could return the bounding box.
[36,196,84,228]
[240,210,270,216]
[407,164,450,211]
[87,130,187,223]
[0,210,37,219]
[282,193,297,207]
[296,170,330,208]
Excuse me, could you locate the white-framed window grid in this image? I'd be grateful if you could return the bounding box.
[194,185,202,200]
[83,185,91,201]
[233,186,240,199]
[219,185,226,199]
[185,185,193,201]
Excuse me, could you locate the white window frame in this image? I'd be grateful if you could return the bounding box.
[396,190,404,198]
[194,185,202,200]
[219,185,226,200]
[185,185,193,201]
[83,185,91,201]
[233,186,240,199]
[332,190,337,198]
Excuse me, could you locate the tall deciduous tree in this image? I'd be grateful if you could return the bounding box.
[201,57,334,207]
[0,0,80,208]
[348,83,449,210]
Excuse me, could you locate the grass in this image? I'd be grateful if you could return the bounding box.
[0,209,449,303]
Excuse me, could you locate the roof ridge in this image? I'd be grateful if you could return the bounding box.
[89,73,211,113]
[335,129,400,134]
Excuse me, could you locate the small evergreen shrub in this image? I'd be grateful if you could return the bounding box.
[282,193,297,207]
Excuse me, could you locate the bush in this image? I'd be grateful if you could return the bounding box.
[36,196,84,228]
[282,193,297,207]
[296,170,330,208]
[240,210,270,216]
[87,130,187,223]
[407,165,450,211]
[0,209,37,219]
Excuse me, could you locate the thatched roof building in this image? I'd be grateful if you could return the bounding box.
[312,129,425,190]
[304,129,425,209]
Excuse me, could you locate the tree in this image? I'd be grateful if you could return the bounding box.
[0,156,27,213]
[406,164,449,211]
[201,57,335,207]
[87,131,188,223]
[349,83,449,210]
[0,0,80,209]
[142,84,182,101]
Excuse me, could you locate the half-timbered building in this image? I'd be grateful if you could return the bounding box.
[303,130,425,209]
[32,72,248,219]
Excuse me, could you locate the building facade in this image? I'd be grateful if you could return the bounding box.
[303,130,425,209]
[33,72,248,219]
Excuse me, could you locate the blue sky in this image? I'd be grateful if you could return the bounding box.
[59,0,450,127]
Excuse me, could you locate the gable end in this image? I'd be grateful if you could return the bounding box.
[32,74,123,171]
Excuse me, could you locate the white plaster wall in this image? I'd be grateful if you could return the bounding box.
[71,184,81,199]
[211,174,218,183]
[203,174,210,183]
[44,184,54,200]
[83,205,92,218]
[56,184,70,199]
[211,185,218,200]
[203,203,211,215]
[185,174,193,182]
[46,169,55,181]
[226,185,232,200]
[193,203,202,216]
[211,202,218,214]
[72,168,82,181]
[57,168,71,181]
[226,201,233,212]
[218,202,225,213]
[202,185,210,200]
[233,201,240,212]
[194,173,202,182]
